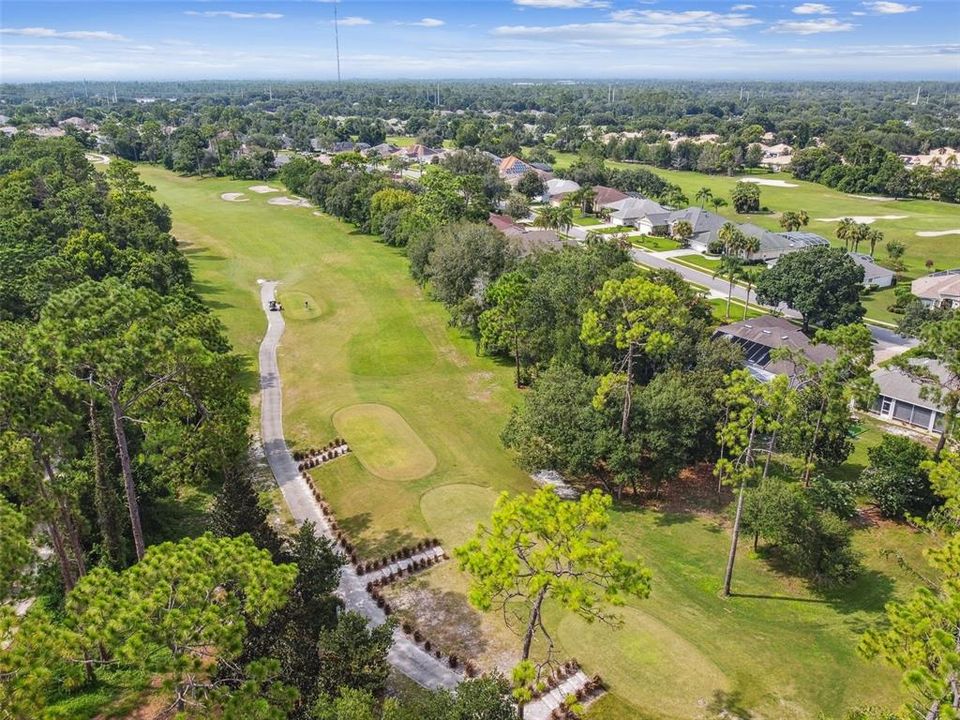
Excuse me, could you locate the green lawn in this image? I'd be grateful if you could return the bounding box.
[630,235,681,252]
[672,253,722,272]
[709,297,764,323]
[573,214,603,227]
[142,165,928,720]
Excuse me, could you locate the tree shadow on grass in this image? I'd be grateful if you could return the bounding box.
[706,690,754,719]
[358,525,420,561]
[180,245,228,262]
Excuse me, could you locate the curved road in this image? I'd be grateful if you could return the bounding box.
[257,280,461,690]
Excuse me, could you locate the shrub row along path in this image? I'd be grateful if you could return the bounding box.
[257,280,462,690]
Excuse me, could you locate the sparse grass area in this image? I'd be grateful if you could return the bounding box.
[145,165,930,720]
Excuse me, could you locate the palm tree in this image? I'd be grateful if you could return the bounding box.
[696,187,713,208]
[571,186,596,216]
[836,217,857,251]
[555,201,574,234]
[714,256,745,319]
[718,222,744,256]
[867,227,884,257]
[779,209,810,232]
[741,234,760,262]
[741,266,761,320]
[534,206,557,231]
[710,197,728,214]
[672,219,694,248]
[851,223,869,254]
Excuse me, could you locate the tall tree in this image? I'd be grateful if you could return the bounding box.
[755,246,865,332]
[455,488,651,718]
[479,270,532,387]
[715,371,793,596]
[714,255,745,320]
[860,451,960,720]
[581,275,688,437]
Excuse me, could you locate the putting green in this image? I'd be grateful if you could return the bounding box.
[333,403,436,481]
[420,483,501,547]
[557,606,730,718]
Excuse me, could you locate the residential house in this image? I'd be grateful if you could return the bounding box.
[498,155,535,179]
[488,213,525,236]
[511,229,575,256]
[912,269,960,309]
[592,185,630,208]
[899,147,959,172]
[714,315,836,383]
[397,144,444,163]
[605,196,668,227]
[366,142,399,158]
[739,227,830,264]
[543,178,580,203]
[666,207,728,252]
[849,252,895,288]
[870,359,949,434]
[758,142,794,171]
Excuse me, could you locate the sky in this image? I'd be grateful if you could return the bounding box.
[1,0,958,82]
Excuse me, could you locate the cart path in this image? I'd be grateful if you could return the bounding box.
[257,280,461,690]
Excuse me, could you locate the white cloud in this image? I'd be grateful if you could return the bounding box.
[184,11,284,20]
[731,4,756,9]
[770,17,855,33]
[338,16,372,26]
[792,3,834,14]
[611,9,762,28]
[0,26,127,41]
[409,18,445,27]
[493,21,750,45]
[862,1,919,13]
[514,0,611,7]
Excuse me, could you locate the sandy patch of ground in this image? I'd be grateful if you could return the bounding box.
[248,184,280,193]
[466,371,496,403]
[313,211,324,216]
[816,215,907,224]
[268,196,312,207]
[738,177,798,188]
[84,152,110,165]
[916,229,960,237]
[849,194,895,201]
[220,192,248,202]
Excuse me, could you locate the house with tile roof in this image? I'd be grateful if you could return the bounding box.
[714,315,836,383]
[912,269,960,309]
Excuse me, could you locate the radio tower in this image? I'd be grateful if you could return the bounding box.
[333,1,342,84]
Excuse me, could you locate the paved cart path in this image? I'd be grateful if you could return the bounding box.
[257,280,461,690]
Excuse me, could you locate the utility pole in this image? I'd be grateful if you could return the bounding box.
[333,1,342,84]
[436,81,440,107]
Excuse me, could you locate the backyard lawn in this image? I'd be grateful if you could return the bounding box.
[143,165,928,720]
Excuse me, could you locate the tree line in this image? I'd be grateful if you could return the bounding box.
[0,134,517,719]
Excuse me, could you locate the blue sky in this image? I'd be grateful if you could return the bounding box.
[1,0,958,82]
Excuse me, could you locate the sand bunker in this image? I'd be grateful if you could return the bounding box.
[850,194,895,201]
[739,177,798,188]
[916,229,960,237]
[268,196,312,207]
[313,211,324,216]
[816,215,907,224]
[220,192,248,202]
[248,185,280,194]
[84,153,110,165]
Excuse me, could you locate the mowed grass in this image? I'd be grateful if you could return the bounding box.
[142,165,928,720]
[333,403,437,481]
[137,165,532,560]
